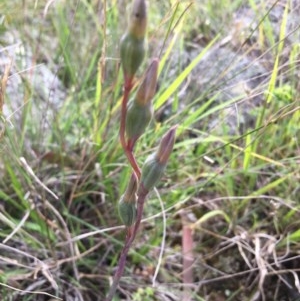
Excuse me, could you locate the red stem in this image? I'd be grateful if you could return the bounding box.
[105,186,148,301]
[119,79,141,178]
[106,77,147,300]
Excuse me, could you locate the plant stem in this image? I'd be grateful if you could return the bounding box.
[105,186,148,301]
[119,79,141,178]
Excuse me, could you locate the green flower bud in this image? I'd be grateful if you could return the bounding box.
[125,100,153,147]
[118,197,137,226]
[118,173,138,226]
[120,33,146,82]
[140,126,177,191]
[125,59,159,149]
[140,153,166,191]
[120,0,147,81]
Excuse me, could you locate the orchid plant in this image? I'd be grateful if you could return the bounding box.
[105,0,177,300]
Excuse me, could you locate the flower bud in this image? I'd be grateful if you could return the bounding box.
[124,172,138,200]
[125,100,153,148]
[118,173,138,226]
[140,126,177,191]
[120,33,146,83]
[156,125,177,164]
[140,153,166,191]
[125,59,159,149]
[120,0,147,81]
[128,0,147,39]
[135,58,159,106]
[118,199,137,226]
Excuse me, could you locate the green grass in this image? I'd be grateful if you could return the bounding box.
[1,0,300,300]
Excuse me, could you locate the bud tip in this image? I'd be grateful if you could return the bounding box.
[156,125,177,164]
